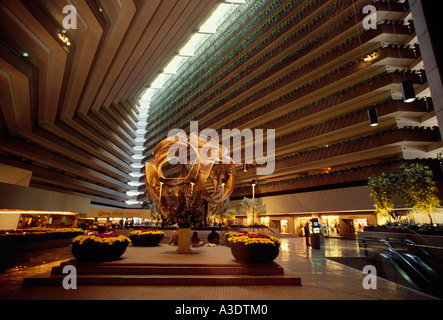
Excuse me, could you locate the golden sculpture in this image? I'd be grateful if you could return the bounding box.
[145,132,236,222]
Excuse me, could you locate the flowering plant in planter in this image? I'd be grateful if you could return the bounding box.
[228,233,281,247]
[224,230,249,245]
[129,229,165,247]
[227,232,280,263]
[166,191,206,228]
[71,233,131,261]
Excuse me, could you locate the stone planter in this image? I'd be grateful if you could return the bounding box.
[72,241,129,262]
[71,235,130,262]
[231,244,280,263]
[129,232,165,247]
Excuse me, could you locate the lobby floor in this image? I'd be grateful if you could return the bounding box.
[0,237,439,300]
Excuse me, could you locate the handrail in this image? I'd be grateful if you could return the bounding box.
[359,237,443,296]
[385,237,443,266]
[379,239,435,289]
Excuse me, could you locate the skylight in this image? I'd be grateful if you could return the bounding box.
[150,73,172,89]
[163,56,188,75]
[139,0,246,95]
[179,33,210,57]
[199,3,234,34]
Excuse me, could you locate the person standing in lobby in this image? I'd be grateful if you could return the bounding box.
[304,222,310,246]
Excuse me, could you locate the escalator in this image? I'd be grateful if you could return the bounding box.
[360,238,443,298]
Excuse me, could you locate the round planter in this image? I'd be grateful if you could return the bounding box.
[130,234,164,247]
[231,244,279,263]
[72,241,129,262]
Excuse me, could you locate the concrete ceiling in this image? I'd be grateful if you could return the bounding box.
[0,0,220,207]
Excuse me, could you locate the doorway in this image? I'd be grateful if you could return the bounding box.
[339,219,356,238]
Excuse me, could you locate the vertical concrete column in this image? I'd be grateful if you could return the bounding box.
[409,0,443,139]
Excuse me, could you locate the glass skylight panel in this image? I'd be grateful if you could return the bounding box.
[130,172,144,178]
[163,56,189,74]
[225,0,246,4]
[199,3,235,34]
[128,181,144,187]
[179,33,210,57]
[127,191,144,196]
[126,200,143,205]
[150,73,172,89]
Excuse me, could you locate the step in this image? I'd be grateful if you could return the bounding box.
[50,261,285,276]
[22,260,301,287]
[22,274,301,287]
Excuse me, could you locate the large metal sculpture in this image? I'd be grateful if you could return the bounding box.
[145,132,236,222]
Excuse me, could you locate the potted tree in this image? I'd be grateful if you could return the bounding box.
[396,163,441,228]
[368,163,441,227]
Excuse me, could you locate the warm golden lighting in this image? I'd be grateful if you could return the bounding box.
[58,31,71,46]
[0,210,77,216]
[364,52,379,62]
[145,132,236,218]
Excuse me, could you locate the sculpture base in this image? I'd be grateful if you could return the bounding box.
[176,228,192,254]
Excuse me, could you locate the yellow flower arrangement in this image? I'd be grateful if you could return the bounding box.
[228,235,280,246]
[129,229,165,247]
[226,231,280,247]
[71,233,130,261]
[18,227,84,234]
[72,234,131,246]
[129,229,165,237]
[227,231,281,263]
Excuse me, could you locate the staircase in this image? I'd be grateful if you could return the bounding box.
[22,246,301,288]
[23,261,301,287]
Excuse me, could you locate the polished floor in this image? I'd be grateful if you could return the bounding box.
[0,237,439,300]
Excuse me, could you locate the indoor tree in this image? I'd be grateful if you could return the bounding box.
[368,170,398,220]
[240,197,266,225]
[368,163,441,226]
[396,163,441,227]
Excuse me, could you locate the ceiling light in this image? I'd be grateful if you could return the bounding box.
[367,108,379,127]
[58,31,72,46]
[364,52,378,62]
[401,80,417,103]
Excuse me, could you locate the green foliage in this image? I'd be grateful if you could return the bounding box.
[368,171,397,219]
[240,197,266,223]
[166,191,206,228]
[368,164,441,224]
[213,205,236,221]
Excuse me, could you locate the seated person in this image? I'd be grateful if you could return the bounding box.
[207,228,220,245]
[191,231,204,247]
[169,227,179,245]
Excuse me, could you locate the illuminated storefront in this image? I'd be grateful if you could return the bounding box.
[0,210,78,230]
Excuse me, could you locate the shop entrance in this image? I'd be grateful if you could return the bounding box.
[339,219,355,238]
[338,218,368,237]
[280,220,288,233]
